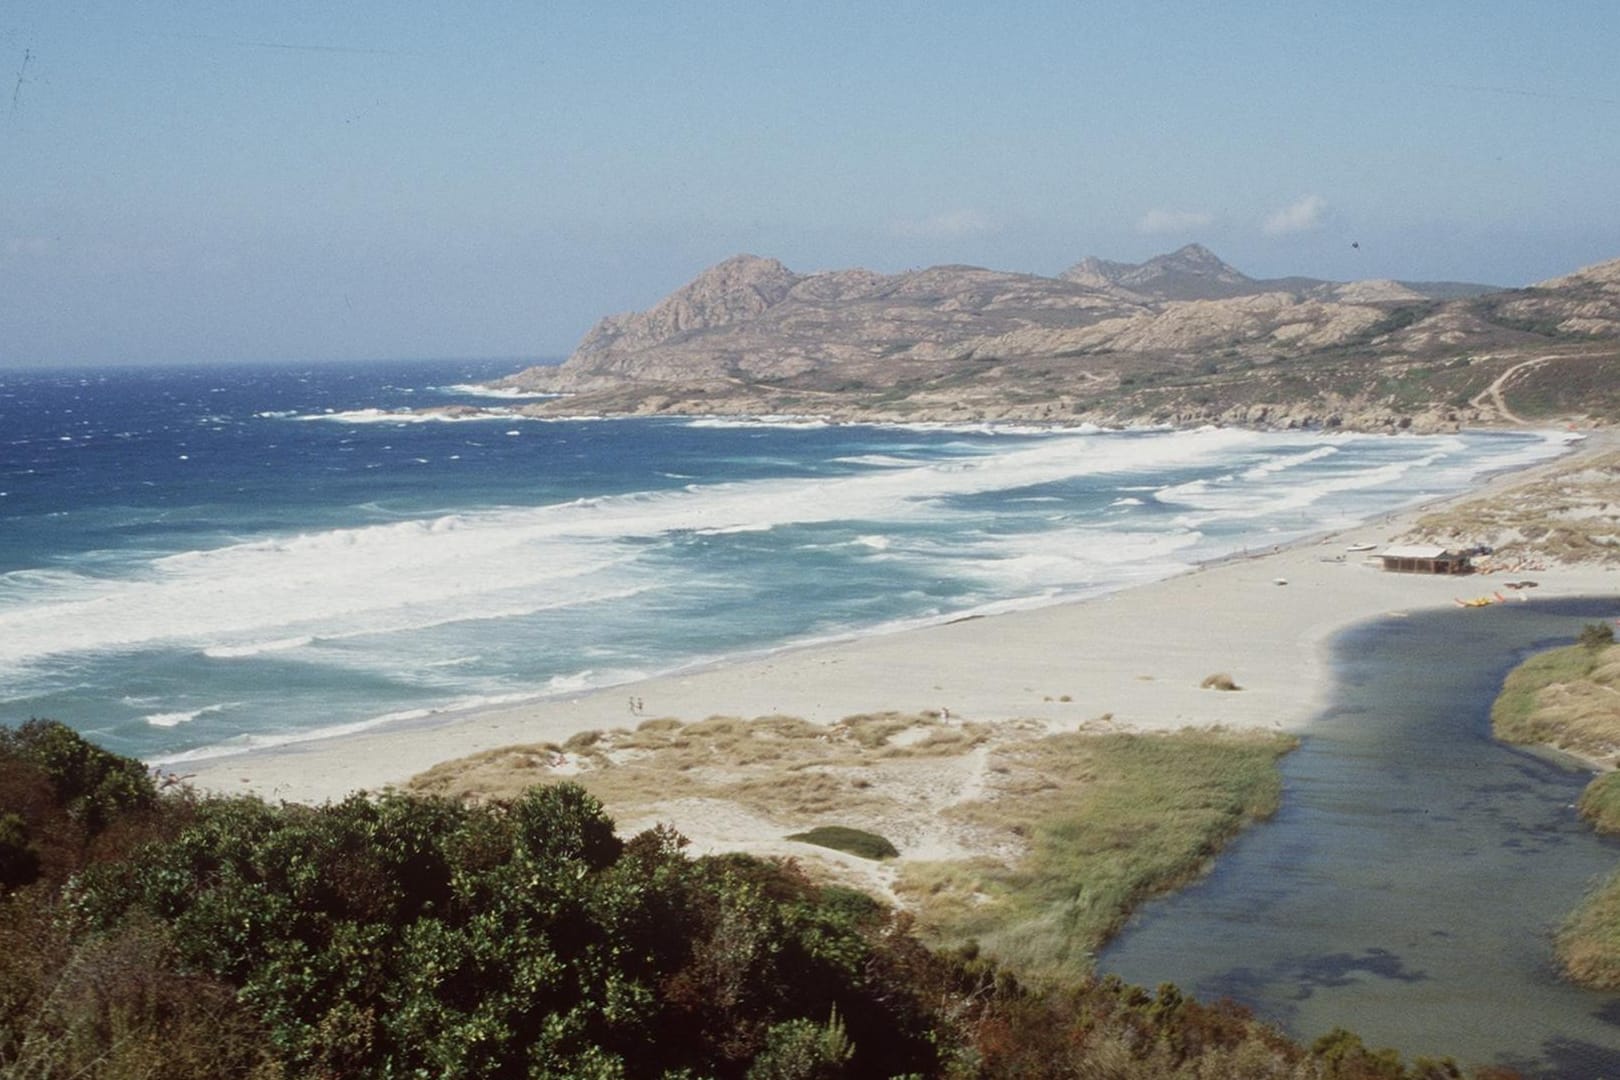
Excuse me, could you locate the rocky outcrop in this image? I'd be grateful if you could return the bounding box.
[1482,256,1620,338]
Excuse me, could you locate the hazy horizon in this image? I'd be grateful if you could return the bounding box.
[5,3,1618,367]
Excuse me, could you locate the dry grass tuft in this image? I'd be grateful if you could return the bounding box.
[1200,673,1241,691]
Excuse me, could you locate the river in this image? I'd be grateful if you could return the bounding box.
[1098,597,1620,1077]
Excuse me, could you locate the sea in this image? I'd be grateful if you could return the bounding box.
[0,357,1575,766]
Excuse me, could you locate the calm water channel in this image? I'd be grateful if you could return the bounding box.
[1098,597,1620,1078]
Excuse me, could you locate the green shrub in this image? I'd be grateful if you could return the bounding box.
[0,812,40,891]
[0,719,156,833]
[59,784,940,1077]
[1580,622,1617,650]
[785,826,899,860]
[746,1009,854,1079]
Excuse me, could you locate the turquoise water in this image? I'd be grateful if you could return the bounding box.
[1098,598,1620,1077]
[0,359,1572,764]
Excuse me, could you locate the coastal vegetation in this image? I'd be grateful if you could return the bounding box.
[784,826,899,861]
[409,712,1294,982]
[0,720,1510,1078]
[1489,627,1620,989]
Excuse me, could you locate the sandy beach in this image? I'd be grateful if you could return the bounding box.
[185,429,1620,817]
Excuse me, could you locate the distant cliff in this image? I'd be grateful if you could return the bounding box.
[498,246,1620,431]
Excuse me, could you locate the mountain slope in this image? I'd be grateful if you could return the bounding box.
[498,250,1620,431]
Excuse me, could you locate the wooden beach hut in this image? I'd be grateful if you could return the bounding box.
[1377,545,1473,575]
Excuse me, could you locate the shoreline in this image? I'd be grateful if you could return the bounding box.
[186,428,1620,807]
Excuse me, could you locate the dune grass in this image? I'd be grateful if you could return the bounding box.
[896,728,1296,981]
[406,711,983,824]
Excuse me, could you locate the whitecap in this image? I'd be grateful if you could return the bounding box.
[144,702,233,728]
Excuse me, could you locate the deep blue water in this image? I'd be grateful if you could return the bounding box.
[0,359,1572,763]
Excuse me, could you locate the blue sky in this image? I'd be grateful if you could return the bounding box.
[4,3,1618,366]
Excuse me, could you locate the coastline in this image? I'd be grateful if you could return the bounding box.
[185,428,1620,809]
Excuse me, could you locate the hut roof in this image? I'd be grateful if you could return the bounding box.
[1379,545,1457,560]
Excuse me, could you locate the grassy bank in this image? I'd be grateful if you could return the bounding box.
[1491,630,1620,766]
[896,728,1295,982]
[1490,629,1620,988]
[1558,872,1620,990]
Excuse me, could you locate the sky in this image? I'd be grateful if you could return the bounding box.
[3,3,1619,367]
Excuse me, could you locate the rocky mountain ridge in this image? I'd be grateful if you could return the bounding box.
[495,246,1620,432]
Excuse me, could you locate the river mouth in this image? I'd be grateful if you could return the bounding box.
[1097,597,1620,1078]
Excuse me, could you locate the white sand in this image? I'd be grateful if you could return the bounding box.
[185,433,1620,807]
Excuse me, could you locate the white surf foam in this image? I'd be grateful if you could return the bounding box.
[438,384,561,400]
[293,407,532,425]
[144,702,233,728]
[683,416,830,429]
[204,636,315,659]
[0,427,1567,685]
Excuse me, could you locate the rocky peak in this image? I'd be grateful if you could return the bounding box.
[574,254,802,356]
[660,254,801,324]
[1062,244,1254,301]
[1150,243,1232,271]
[1061,256,1137,292]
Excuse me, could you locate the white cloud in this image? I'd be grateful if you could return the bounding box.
[1136,208,1214,235]
[889,209,993,239]
[1261,194,1327,237]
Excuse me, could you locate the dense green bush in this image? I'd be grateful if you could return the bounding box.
[0,812,39,890]
[785,825,899,860]
[0,719,156,833]
[63,785,939,1078]
[1580,622,1617,649]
